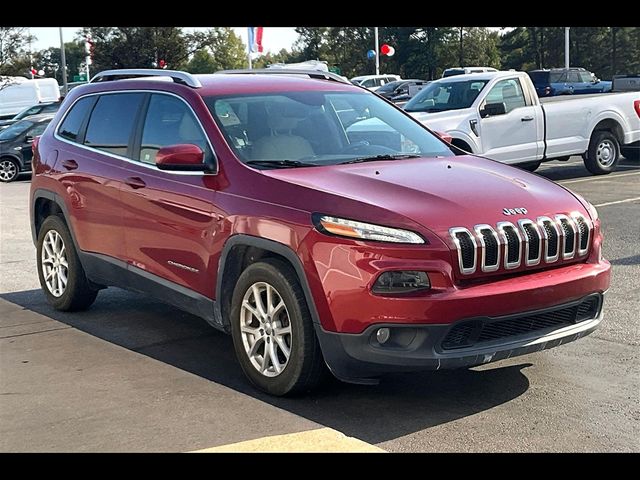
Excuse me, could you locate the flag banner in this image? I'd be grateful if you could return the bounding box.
[248,27,264,54]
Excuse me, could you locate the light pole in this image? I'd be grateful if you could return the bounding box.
[374,27,380,75]
[564,27,570,69]
[59,27,68,95]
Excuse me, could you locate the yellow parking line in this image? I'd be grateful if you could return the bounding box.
[190,427,385,453]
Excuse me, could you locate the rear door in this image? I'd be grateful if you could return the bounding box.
[477,77,542,163]
[119,92,219,297]
[55,92,143,261]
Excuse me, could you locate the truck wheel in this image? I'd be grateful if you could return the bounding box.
[37,216,98,311]
[584,131,620,175]
[517,161,541,172]
[0,158,19,183]
[230,258,326,396]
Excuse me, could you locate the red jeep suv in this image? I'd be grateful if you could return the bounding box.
[30,69,611,395]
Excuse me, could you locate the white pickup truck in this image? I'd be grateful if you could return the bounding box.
[403,71,640,174]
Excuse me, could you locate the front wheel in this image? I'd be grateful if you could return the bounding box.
[584,131,620,175]
[230,259,326,396]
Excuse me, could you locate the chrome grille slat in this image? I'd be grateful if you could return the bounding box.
[450,213,593,276]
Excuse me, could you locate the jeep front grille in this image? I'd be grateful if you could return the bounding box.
[449,213,592,276]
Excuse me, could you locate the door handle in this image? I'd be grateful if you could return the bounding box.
[61,159,78,170]
[125,176,146,189]
[521,116,534,122]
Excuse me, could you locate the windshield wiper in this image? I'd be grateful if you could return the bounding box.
[245,160,315,169]
[339,154,421,165]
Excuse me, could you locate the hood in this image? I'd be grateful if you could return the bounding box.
[262,155,586,238]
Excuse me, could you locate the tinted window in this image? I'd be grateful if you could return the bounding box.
[58,97,94,142]
[579,72,592,82]
[567,72,581,83]
[30,122,50,137]
[549,71,565,82]
[483,78,527,113]
[138,94,212,165]
[84,93,144,156]
[0,120,34,141]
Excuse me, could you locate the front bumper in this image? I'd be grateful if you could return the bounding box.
[315,293,605,384]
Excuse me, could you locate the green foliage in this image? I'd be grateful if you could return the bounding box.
[185,28,248,72]
[0,27,35,88]
[35,41,86,84]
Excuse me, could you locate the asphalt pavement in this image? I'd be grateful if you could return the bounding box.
[1,156,638,452]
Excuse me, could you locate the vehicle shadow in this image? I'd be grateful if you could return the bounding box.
[1,287,531,444]
[535,156,639,182]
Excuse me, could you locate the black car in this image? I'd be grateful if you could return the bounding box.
[0,101,61,130]
[0,114,53,182]
[376,79,429,103]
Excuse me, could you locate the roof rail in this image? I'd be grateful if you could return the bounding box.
[90,69,202,88]
[215,68,351,85]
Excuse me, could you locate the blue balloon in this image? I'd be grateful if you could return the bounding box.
[367,49,376,59]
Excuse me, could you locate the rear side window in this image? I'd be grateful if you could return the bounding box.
[137,93,212,165]
[58,97,94,142]
[84,93,144,156]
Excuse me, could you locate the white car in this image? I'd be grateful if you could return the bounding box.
[350,74,401,91]
[442,67,498,78]
[404,71,640,175]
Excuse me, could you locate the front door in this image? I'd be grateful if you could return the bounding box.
[120,92,219,297]
[477,77,542,164]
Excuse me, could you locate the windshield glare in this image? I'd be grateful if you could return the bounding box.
[404,79,488,113]
[0,120,33,142]
[205,91,453,167]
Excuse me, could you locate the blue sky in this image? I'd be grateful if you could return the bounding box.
[29,27,300,54]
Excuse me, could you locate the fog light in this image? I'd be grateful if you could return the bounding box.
[376,328,391,344]
[372,271,430,294]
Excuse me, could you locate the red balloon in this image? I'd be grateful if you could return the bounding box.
[380,44,391,55]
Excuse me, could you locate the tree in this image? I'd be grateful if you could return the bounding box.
[35,41,86,83]
[0,27,35,89]
[185,28,247,73]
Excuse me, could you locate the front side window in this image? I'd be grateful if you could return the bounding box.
[58,97,94,142]
[483,78,526,113]
[138,94,213,165]
[84,93,144,156]
[0,120,34,142]
[405,80,489,113]
[205,90,453,168]
[578,72,593,82]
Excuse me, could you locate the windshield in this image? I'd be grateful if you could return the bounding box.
[404,79,489,113]
[204,91,453,167]
[376,81,403,93]
[0,120,33,142]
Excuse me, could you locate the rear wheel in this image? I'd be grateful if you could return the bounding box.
[230,258,326,396]
[584,131,620,175]
[0,158,19,183]
[37,216,98,311]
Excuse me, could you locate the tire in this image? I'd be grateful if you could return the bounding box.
[36,216,98,311]
[230,258,326,396]
[584,130,620,175]
[0,158,19,183]
[517,161,541,172]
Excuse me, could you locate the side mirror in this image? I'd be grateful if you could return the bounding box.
[25,135,34,143]
[156,144,205,171]
[480,102,506,118]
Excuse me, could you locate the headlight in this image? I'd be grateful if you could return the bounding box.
[313,214,425,244]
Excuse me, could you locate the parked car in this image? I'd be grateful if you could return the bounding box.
[375,79,429,103]
[0,77,60,120]
[405,71,640,174]
[350,74,401,91]
[612,74,640,92]
[0,114,53,182]
[30,68,610,395]
[0,101,61,130]
[442,67,498,78]
[528,67,612,97]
